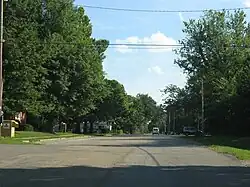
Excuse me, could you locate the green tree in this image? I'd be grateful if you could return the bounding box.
[3,0,109,132]
[3,0,171,135]
[88,79,129,133]
[122,95,146,134]
[164,10,250,135]
[39,1,109,131]
[136,94,158,132]
[3,0,47,117]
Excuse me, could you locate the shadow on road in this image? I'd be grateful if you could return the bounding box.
[1,165,250,187]
[70,137,201,148]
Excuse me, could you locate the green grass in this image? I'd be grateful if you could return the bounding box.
[0,137,34,144]
[15,131,79,139]
[0,131,121,145]
[15,131,57,138]
[183,136,250,160]
[0,131,83,145]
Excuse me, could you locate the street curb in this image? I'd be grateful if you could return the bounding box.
[39,136,93,142]
[22,136,93,143]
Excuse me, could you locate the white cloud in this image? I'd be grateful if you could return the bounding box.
[114,31,177,53]
[104,53,187,104]
[148,66,164,75]
[243,0,250,7]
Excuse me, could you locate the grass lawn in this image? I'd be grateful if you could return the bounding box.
[0,137,34,144]
[0,131,83,145]
[183,136,250,160]
[0,131,121,145]
[15,131,79,139]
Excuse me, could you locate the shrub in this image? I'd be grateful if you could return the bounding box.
[24,124,34,131]
[118,129,123,134]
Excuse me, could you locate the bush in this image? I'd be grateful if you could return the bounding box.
[117,129,123,134]
[24,124,34,131]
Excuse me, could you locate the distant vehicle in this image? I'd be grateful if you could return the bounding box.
[152,127,160,135]
[183,126,197,136]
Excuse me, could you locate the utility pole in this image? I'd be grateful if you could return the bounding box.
[164,117,167,134]
[0,0,5,125]
[168,110,171,134]
[173,110,176,133]
[201,78,205,133]
[200,57,206,134]
[197,114,200,131]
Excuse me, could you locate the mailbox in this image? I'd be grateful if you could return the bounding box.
[0,120,19,137]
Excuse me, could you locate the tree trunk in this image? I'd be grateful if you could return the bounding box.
[90,121,94,134]
[83,119,88,134]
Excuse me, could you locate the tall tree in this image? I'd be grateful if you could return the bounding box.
[163,10,250,135]
[3,0,47,117]
[39,0,109,130]
[3,0,109,132]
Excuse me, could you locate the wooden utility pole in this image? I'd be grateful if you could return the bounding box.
[200,58,205,134]
[201,78,205,133]
[197,114,200,131]
[0,0,5,121]
[173,110,176,133]
[168,110,171,134]
[164,117,167,134]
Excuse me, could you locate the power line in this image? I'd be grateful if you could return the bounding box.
[109,46,178,49]
[7,41,250,49]
[38,42,182,47]
[41,42,250,49]
[109,43,181,47]
[83,4,250,13]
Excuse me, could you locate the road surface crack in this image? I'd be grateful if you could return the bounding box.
[136,147,160,166]
[94,148,135,187]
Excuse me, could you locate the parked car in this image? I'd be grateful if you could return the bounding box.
[183,126,197,136]
[152,127,160,135]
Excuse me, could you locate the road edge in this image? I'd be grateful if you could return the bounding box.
[179,136,250,167]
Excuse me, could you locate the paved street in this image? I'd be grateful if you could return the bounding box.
[0,135,250,187]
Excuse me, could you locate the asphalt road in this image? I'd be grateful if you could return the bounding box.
[0,135,250,187]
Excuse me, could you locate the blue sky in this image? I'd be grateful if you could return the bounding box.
[75,0,250,103]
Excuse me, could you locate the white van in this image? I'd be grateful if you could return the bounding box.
[152,127,160,135]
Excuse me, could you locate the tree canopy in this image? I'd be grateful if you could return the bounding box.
[4,1,248,136]
[162,10,250,136]
[2,0,163,134]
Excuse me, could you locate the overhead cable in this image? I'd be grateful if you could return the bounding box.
[83,5,250,13]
